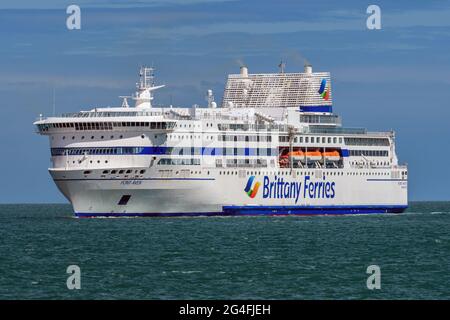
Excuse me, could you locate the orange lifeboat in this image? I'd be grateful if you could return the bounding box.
[289,150,305,162]
[305,149,322,162]
[280,150,304,157]
[323,150,340,162]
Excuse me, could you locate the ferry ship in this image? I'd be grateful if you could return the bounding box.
[34,64,408,217]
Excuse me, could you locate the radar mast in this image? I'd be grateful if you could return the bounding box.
[133,66,165,108]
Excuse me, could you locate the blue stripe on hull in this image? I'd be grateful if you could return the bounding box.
[75,205,407,218]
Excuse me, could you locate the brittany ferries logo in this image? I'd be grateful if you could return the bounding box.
[244,176,260,198]
[318,78,330,101]
[244,175,336,203]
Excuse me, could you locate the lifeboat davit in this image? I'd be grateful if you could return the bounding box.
[323,150,340,162]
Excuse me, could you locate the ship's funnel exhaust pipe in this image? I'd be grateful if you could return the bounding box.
[240,66,248,77]
[304,64,312,74]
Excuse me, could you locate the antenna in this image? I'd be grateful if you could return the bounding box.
[278,60,286,73]
[119,96,131,108]
[52,86,56,116]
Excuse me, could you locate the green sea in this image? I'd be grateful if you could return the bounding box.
[0,202,449,299]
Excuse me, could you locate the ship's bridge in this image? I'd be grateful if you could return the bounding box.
[34,109,177,135]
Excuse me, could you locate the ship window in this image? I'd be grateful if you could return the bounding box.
[111,170,117,174]
[126,170,132,174]
[305,137,309,143]
[83,170,91,174]
[119,170,124,174]
[102,170,109,174]
[140,170,146,174]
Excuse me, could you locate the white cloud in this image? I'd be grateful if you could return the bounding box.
[0,0,237,9]
[0,73,129,89]
[332,65,450,84]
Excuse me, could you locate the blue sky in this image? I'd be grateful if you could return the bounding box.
[0,0,449,202]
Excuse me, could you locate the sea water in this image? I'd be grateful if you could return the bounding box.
[0,202,449,299]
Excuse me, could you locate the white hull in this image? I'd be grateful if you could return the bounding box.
[50,167,408,216]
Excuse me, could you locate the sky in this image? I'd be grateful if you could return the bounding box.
[0,0,449,202]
